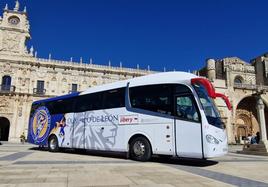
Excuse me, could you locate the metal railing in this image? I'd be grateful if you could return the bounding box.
[33,88,46,95]
[0,85,15,93]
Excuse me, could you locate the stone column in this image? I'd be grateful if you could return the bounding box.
[256,97,268,144]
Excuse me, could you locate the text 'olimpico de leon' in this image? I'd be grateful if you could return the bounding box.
[1,0,268,153]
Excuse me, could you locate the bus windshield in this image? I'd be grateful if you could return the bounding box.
[193,84,224,129]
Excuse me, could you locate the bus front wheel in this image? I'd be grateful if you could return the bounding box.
[48,135,59,152]
[130,137,152,161]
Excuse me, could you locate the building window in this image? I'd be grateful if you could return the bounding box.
[234,76,243,84]
[34,80,45,95]
[1,75,12,91]
[71,84,78,93]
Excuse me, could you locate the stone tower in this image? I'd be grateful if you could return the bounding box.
[206,58,216,81]
[0,1,31,56]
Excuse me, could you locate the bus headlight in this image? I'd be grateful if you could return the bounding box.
[206,134,219,144]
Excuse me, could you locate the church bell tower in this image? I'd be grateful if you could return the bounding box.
[0,1,31,56]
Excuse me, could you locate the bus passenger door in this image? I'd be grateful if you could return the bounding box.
[71,112,85,149]
[174,95,203,158]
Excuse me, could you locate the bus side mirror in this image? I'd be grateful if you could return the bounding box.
[191,78,232,111]
[215,93,232,110]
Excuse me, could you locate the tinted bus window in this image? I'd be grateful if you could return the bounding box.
[174,84,192,94]
[175,95,200,122]
[47,98,75,114]
[74,92,103,112]
[103,88,125,109]
[74,87,125,112]
[129,84,172,115]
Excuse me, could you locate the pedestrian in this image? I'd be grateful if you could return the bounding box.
[256,132,260,144]
[247,134,252,143]
[20,132,26,144]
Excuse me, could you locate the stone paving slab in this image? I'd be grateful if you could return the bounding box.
[0,143,268,187]
[0,152,33,161]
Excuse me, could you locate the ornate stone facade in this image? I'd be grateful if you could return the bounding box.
[198,55,268,144]
[0,2,151,142]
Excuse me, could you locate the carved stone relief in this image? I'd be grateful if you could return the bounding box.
[2,63,13,73]
[0,98,9,113]
[2,31,20,53]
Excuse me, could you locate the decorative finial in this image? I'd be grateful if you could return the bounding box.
[70,57,73,62]
[89,58,93,64]
[137,64,139,69]
[34,51,37,58]
[80,57,83,64]
[4,4,8,10]
[49,53,51,60]
[120,61,122,68]
[14,0,19,11]
[108,60,111,67]
[147,65,150,71]
[30,46,34,56]
[23,6,26,12]
[164,67,166,72]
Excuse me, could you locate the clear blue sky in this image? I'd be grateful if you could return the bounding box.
[1,0,268,71]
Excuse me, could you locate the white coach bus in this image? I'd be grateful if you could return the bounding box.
[28,72,231,161]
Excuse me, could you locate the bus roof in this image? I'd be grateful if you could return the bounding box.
[32,91,80,105]
[32,71,198,104]
[81,71,197,95]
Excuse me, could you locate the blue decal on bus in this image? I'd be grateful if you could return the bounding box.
[30,106,51,144]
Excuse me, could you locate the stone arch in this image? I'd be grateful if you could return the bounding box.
[234,75,244,84]
[235,96,260,143]
[235,110,255,139]
[0,117,10,141]
[233,93,255,115]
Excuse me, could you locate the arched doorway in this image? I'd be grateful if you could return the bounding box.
[237,126,246,140]
[0,117,10,141]
[235,96,260,143]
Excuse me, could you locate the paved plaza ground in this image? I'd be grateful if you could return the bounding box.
[0,143,267,187]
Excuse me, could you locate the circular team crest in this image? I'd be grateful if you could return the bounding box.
[30,106,51,143]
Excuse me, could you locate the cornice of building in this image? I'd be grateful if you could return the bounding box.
[0,54,155,76]
[221,57,249,65]
[35,57,154,76]
[0,26,29,34]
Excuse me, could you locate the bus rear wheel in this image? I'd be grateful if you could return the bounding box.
[48,135,59,152]
[130,137,151,161]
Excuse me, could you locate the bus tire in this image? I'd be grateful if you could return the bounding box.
[130,136,152,161]
[48,135,59,152]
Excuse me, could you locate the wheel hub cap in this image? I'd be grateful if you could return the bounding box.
[133,141,145,156]
[50,139,56,150]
